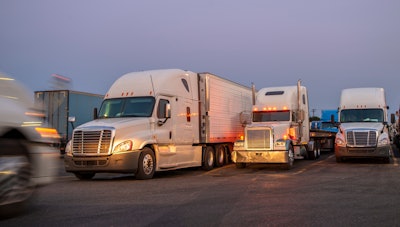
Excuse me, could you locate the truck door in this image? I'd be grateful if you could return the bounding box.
[155,96,177,168]
[155,95,196,168]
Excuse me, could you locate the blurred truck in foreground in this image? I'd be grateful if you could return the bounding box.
[65,69,253,180]
[231,80,322,169]
[390,111,400,148]
[0,75,60,218]
[34,90,103,154]
[335,87,391,163]
[310,109,338,151]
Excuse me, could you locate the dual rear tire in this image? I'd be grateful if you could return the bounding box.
[202,145,227,170]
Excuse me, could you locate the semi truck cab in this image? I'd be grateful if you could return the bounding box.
[232,81,318,169]
[335,88,391,163]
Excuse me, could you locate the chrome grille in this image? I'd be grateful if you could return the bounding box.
[72,130,112,154]
[346,130,377,147]
[246,129,272,149]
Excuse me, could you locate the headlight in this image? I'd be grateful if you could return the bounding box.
[378,136,389,146]
[234,140,244,148]
[335,137,345,146]
[114,140,133,153]
[275,140,286,148]
[65,140,72,154]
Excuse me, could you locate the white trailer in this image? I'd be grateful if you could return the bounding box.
[64,69,252,179]
[231,81,319,169]
[335,87,391,162]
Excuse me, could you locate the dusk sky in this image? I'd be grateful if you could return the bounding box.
[1,0,399,117]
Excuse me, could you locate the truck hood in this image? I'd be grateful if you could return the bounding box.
[339,122,385,132]
[249,122,291,128]
[75,117,152,131]
[247,122,291,138]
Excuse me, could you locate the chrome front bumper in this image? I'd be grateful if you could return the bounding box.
[231,150,289,164]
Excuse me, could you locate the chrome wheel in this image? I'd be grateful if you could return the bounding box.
[136,148,155,180]
[142,153,154,175]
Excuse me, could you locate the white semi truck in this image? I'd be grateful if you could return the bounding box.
[64,69,252,179]
[335,87,391,163]
[231,80,320,169]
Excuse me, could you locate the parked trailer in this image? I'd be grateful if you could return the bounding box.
[310,109,338,151]
[64,69,253,180]
[335,87,391,163]
[34,90,103,154]
[232,80,320,169]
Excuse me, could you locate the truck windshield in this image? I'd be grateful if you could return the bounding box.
[98,97,155,118]
[253,110,290,122]
[340,109,384,123]
[321,122,336,130]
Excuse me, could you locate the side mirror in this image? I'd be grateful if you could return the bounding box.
[93,108,98,119]
[158,103,171,126]
[68,116,76,130]
[239,111,252,125]
[296,110,304,122]
[165,103,171,118]
[391,113,396,124]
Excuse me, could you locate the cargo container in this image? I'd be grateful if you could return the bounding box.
[34,90,103,154]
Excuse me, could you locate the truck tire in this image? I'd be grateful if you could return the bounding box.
[202,146,214,171]
[307,144,317,160]
[215,144,225,167]
[284,144,294,170]
[135,147,155,180]
[74,172,95,180]
[315,140,321,158]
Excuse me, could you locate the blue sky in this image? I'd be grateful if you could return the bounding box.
[1,0,399,116]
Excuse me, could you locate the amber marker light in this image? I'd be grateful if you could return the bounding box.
[35,127,61,139]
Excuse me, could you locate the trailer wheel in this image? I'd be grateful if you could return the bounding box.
[316,141,321,159]
[202,146,214,171]
[284,144,294,170]
[74,172,95,180]
[307,143,317,160]
[215,144,225,167]
[136,147,155,180]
